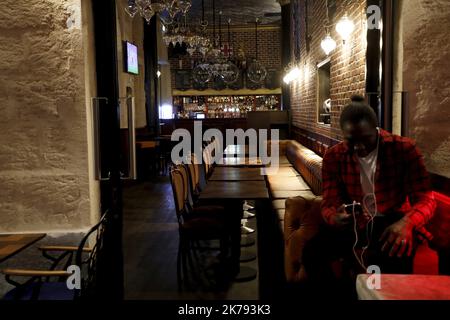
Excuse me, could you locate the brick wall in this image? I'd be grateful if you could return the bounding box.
[168,25,282,89]
[290,0,367,141]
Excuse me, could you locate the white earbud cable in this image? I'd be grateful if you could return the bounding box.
[353,128,380,270]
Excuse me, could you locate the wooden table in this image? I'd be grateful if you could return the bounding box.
[216,157,264,167]
[209,167,265,181]
[0,233,46,263]
[200,181,269,200]
[200,180,269,281]
[223,145,250,157]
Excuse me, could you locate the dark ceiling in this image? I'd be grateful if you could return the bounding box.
[186,0,281,26]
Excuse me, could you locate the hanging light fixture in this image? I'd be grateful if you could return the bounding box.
[161,0,209,51]
[192,1,239,86]
[192,0,214,85]
[220,18,239,85]
[336,13,354,42]
[321,34,336,55]
[124,0,192,25]
[192,62,212,84]
[320,0,336,55]
[247,18,267,84]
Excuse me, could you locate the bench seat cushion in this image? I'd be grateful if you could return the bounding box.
[284,196,323,283]
[276,209,285,221]
[268,176,311,192]
[271,190,315,200]
[272,199,287,210]
[262,167,300,177]
[278,156,291,164]
[279,220,284,234]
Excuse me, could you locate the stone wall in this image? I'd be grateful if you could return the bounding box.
[290,0,367,141]
[399,0,450,178]
[0,0,98,232]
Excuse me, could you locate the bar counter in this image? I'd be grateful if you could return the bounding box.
[160,118,248,136]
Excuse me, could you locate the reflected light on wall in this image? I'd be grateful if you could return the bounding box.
[159,104,173,119]
[283,66,301,84]
[303,63,310,81]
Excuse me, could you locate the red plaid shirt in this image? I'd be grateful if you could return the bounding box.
[321,129,436,229]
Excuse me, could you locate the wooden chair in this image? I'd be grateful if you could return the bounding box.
[202,145,213,179]
[187,152,209,199]
[169,166,230,288]
[1,213,108,300]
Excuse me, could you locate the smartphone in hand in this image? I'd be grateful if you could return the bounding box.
[344,202,363,215]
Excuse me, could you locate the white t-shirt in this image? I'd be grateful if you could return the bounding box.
[358,148,378,215]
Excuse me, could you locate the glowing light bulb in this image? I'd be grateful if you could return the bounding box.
[283,66,301,84]
[321,35,337,55]
[336,14,355,42]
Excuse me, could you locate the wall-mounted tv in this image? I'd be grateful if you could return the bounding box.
[124,41,138,75]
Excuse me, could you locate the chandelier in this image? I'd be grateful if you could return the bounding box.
[191,1,240,86]
[247,19,267,84]
[162,0,211,53]
[125,0,192,24]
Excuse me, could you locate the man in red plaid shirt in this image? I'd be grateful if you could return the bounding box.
[303,95,436,298]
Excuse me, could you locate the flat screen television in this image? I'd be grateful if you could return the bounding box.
[124,41,138,75]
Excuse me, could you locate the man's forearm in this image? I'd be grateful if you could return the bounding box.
[405,191,436,229]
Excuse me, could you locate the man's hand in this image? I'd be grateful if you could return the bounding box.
[356,209,372,230]
[379,218,415,257]
[331,204,352,227]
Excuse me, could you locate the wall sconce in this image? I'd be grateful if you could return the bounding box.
[321,1,336,56]
[157,70,161,78]
[283,63,301,85]
[321,34,337,55]
[336,13,355,43]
